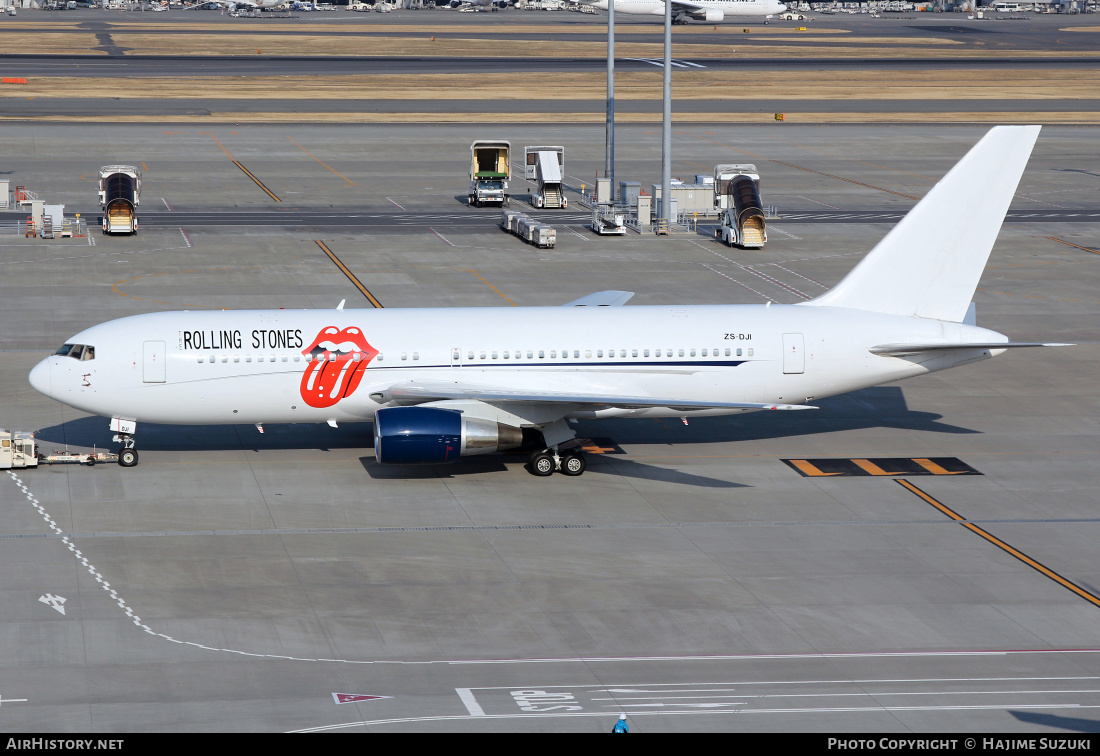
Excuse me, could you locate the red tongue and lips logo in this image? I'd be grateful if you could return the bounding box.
[300,326,377,408]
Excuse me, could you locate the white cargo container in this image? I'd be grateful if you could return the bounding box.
[530,224,556,248]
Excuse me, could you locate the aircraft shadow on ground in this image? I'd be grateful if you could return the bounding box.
[33,386,975,462]
[357,453,746,488]
[1009,710,1100,732]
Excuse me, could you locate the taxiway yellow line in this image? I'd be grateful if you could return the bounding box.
[315,241,382,308]
[1045,236,1100,255]
[897,479,1100,609]
[288,136,356,187]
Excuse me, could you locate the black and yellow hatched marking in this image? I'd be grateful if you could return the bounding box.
[314,241,383,308]
[897,479,1100,609]
[783,457,981,478]
[233,161,281,202]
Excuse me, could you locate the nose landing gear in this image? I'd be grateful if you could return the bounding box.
[110,417,139,468]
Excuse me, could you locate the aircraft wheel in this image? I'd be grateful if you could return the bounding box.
[560,453,586,477]
[118,448,139,468]
[85,456,96,467]
[527,450,555,477]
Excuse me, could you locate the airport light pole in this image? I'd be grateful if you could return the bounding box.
[660,0,672,230]
[606,0,615,198]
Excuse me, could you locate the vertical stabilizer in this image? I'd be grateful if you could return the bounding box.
[806,126,1041,323]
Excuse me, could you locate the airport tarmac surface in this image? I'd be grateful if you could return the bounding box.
[1,123,1100,732]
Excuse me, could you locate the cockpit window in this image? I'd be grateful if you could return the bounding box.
[55,343,94,361]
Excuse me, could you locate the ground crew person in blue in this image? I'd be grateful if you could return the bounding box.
[612,713,629,733]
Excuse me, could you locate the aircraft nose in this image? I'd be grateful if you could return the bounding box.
[777,3,787,10]
[28,358,52,397]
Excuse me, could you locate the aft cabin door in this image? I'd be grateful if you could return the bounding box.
[782,333,805,375]
[143,341,166,383]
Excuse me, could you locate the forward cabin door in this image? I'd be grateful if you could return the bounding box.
[782,333,805,375]
[143,341,166,383]
[451,347,462,368]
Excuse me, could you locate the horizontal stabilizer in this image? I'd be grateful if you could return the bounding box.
[807,126,1041,323]
[870,342,1073,356]
[563,290,634,307]
[384,382,816,411]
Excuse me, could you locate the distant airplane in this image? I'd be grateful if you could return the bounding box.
[29,126,1067,477]
[189,0,291,11]
[584,0,787,23]
[448,0,509,8]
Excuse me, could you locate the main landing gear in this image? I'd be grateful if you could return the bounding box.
[527,447,586,477]
[110,417,139,468]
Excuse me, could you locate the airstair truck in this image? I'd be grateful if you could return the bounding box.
[531,149,567,209]
[98,165,141,235]
[714,164,766,249]
[469,140,510,208]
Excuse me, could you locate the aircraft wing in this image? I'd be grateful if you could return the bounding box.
[381,381,816,411]
[562,290,634,307]
[669,0,718,15]
[870,342,1072,356]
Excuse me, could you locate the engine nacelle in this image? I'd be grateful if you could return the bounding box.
[701,7,723,21]
[374,406,524,465]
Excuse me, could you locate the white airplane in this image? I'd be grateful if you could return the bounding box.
[189,0,290,11]
[585,0,787,23]
[29,126,1067,477]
